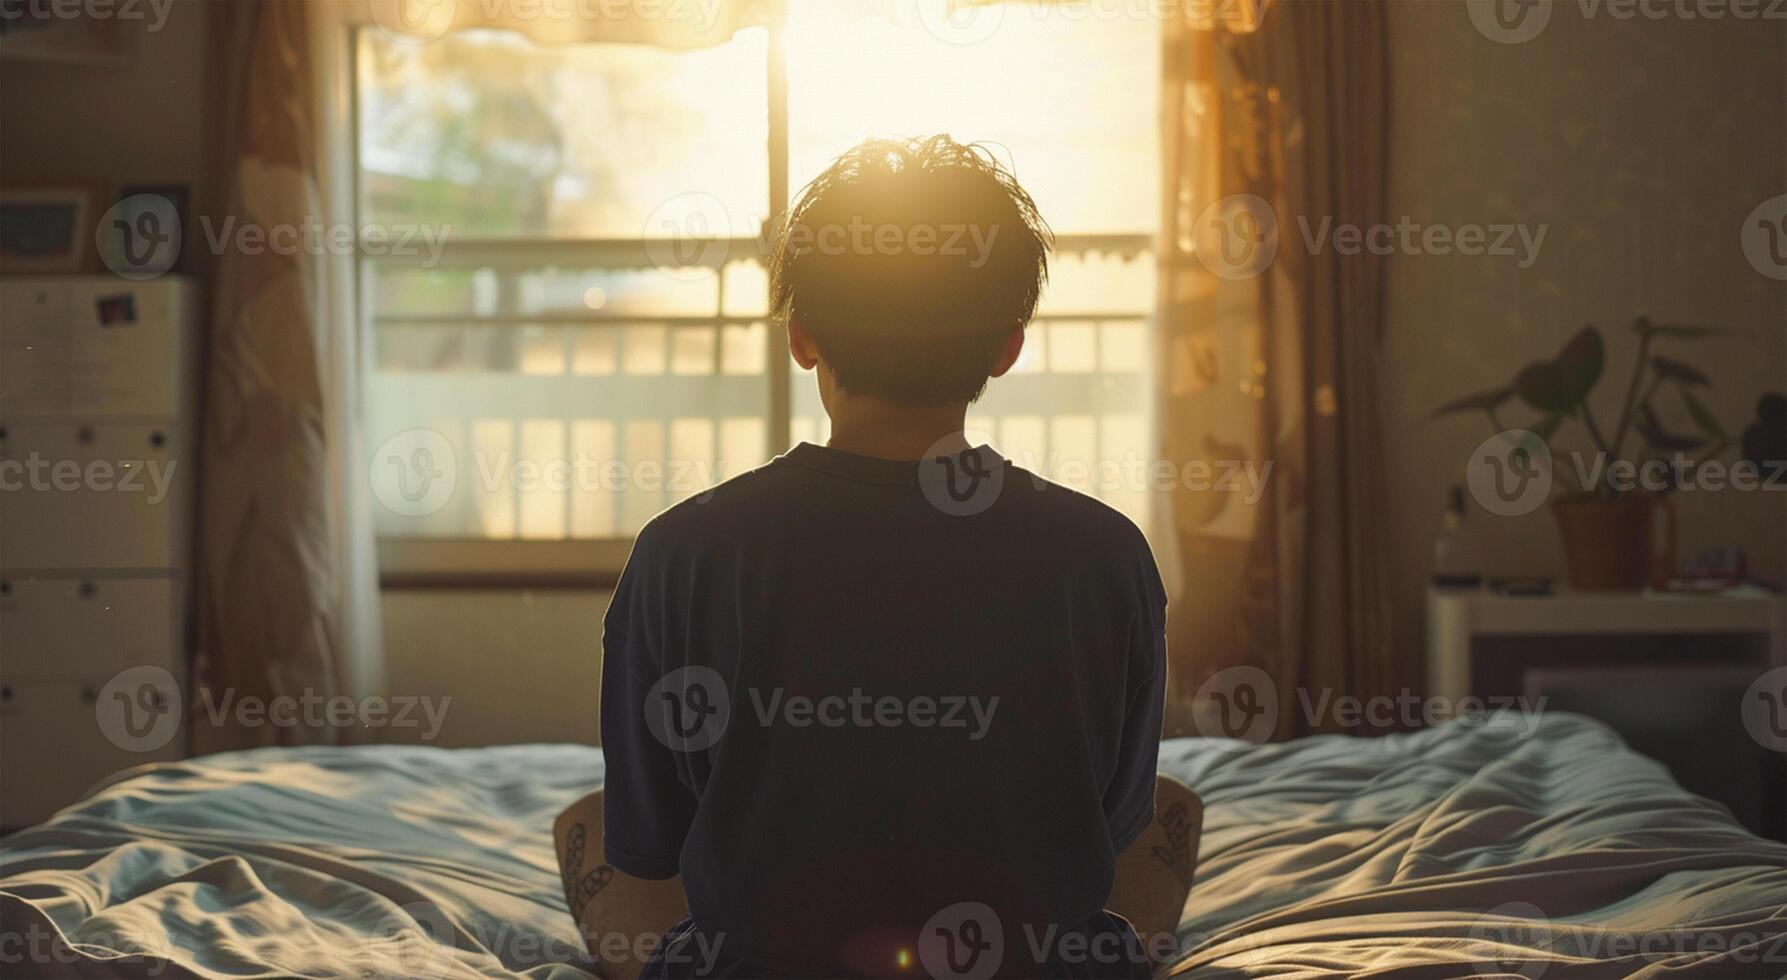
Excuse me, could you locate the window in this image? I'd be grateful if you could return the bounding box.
[357,1,1159,581]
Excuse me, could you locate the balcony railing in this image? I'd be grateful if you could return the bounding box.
[364,233,1155,587]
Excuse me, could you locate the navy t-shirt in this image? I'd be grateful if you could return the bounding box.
[601,442,1167,975]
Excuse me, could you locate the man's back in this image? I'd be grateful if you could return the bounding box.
[601,442,1166,975]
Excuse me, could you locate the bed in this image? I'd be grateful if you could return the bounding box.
[3,713,1783,978]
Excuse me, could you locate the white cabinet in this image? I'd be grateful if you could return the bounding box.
[0,420,187,569]
[0,276,197,829]
[0,277,190,416]
[0,681,174,825]
[0,577,177,679]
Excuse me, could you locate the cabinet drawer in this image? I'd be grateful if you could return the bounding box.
[0,283,71,415]
[0,421,188,569]
[0,278,189,416]
[0,677,181,829]
[0,576,179,680]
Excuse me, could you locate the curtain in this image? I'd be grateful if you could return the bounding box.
[195,1,376,749]
[1157,0,1399,739]
[194,1,764,749]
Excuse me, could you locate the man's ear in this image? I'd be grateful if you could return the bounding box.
[988,324,1026,379]
[788,317,820,371]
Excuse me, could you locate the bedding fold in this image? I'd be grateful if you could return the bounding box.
[3,714,1782,978]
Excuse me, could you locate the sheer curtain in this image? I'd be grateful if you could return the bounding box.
[1156,0,1401,739]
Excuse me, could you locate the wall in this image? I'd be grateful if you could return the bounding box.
[380,590,609,746]
[0,3,214,199]
[1381,3,1786,671]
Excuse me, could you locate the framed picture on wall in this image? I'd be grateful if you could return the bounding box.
[0,182,106,274]
[0,2,135,66]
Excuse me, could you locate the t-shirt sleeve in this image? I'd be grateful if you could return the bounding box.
[1104,584,1167,854]
[600,543,699,880]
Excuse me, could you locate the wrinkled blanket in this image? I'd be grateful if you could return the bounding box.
[2,714,1782,978]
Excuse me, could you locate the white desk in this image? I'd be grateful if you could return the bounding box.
[1425,586,1786,839]
[1426,587,1784,702]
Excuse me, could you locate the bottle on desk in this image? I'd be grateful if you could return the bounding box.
[1432,485,1484,588]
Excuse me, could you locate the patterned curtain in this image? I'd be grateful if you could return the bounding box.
[1158,0,1400,740]
[194,1,765,750]
[196,1,367,750]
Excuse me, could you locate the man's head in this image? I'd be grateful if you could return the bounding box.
[770,135,1053,408]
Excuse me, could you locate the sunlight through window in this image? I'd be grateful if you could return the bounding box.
[358,5,1159,542]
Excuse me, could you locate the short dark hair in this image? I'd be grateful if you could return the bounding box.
[769,135,1053,406]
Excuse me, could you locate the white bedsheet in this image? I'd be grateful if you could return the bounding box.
[2,714,1782,978]
[1158,715,1784,978]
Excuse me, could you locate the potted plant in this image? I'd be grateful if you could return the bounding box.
[1435,316,1778,591]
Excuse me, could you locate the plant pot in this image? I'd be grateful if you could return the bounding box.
[1551,495,1675,591]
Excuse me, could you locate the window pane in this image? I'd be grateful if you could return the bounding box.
[572,330,617,376]
[372,265,731,319]
[786,3,1159,529]
[368,357,770,539]
[360,25,773,541]
[1040,250,1156,315]
[787,0,1158,231]
[359,28,768,239]
[671,327,718,375]
[362,9,1158,542]
[721,323,768,375]
[1048,321,1098,374]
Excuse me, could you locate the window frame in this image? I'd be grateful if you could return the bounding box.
[354,14,1155,589]
[356,11,791,589]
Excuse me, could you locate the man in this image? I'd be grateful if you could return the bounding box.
[557,135,1200,978]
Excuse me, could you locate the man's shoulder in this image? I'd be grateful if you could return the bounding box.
[1002,462,1152,551]
[631,457,794,544]
[999,463,1165,604]
[630,454,1163,600]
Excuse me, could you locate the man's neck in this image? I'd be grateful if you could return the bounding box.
[824,395,970,462]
